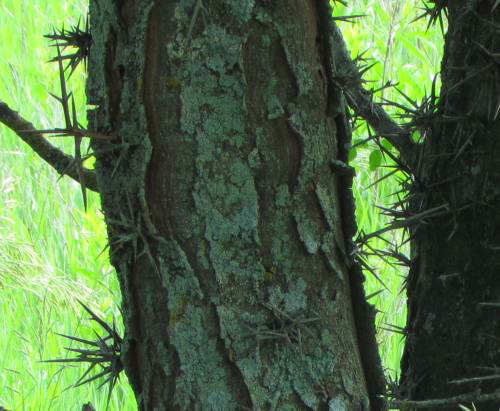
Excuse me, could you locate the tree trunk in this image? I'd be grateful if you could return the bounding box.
[86,1,384,409]
[400,2,500,409]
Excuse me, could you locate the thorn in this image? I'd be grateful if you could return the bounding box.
[71,95,87,210]
[331,14,366,23]
[41,300,123,408]
[366,289,385,300]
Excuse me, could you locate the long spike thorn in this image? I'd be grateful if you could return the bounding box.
[71,95,87,210]
[55,332,101,347]
[42,357,98,364]
[55,44,72,128]
[96,368,117,391]
[104,374,119,411]
[78,300,119,341]
[331,14,366,23]
[366,289,385,300]
[73,362,99,388]
[357,256,390,292]
[73,366,112,388]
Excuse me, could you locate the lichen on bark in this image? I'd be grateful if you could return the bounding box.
[86,1,382,409]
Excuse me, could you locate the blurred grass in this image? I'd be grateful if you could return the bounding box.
[0,0,135,409]
[0,0,443,409]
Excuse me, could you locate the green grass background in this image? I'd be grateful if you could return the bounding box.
[0,0,443,409]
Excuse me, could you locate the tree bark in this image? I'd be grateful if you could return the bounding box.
[86,1,384,409]
[400,2,500,410]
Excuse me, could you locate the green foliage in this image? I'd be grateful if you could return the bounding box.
[368,149,383,170]
[348,145,358,162]
[0,0,443,409]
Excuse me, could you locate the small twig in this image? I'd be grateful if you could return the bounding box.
[19,128,113,140]
[449,372,500,385]
[51,43,88,209]
[0,101,98,192]
[477,302,500,308]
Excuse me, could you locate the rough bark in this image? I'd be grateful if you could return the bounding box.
[400,2,500,410]
[86,0,384,410]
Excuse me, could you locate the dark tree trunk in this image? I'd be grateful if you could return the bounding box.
[400,2,500,410]
[86,1,384,409]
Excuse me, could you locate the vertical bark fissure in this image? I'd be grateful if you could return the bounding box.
[88,0,383,409]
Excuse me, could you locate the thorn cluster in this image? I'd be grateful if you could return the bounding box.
[45,15,92,78]
[43,301,123,410]
[22,28,115,210]
[412,0,448,33]
[384,75,440,141]
[243,303,319,352]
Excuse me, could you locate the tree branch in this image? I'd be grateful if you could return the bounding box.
[0,101,98,193]
[329,20,417,164]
